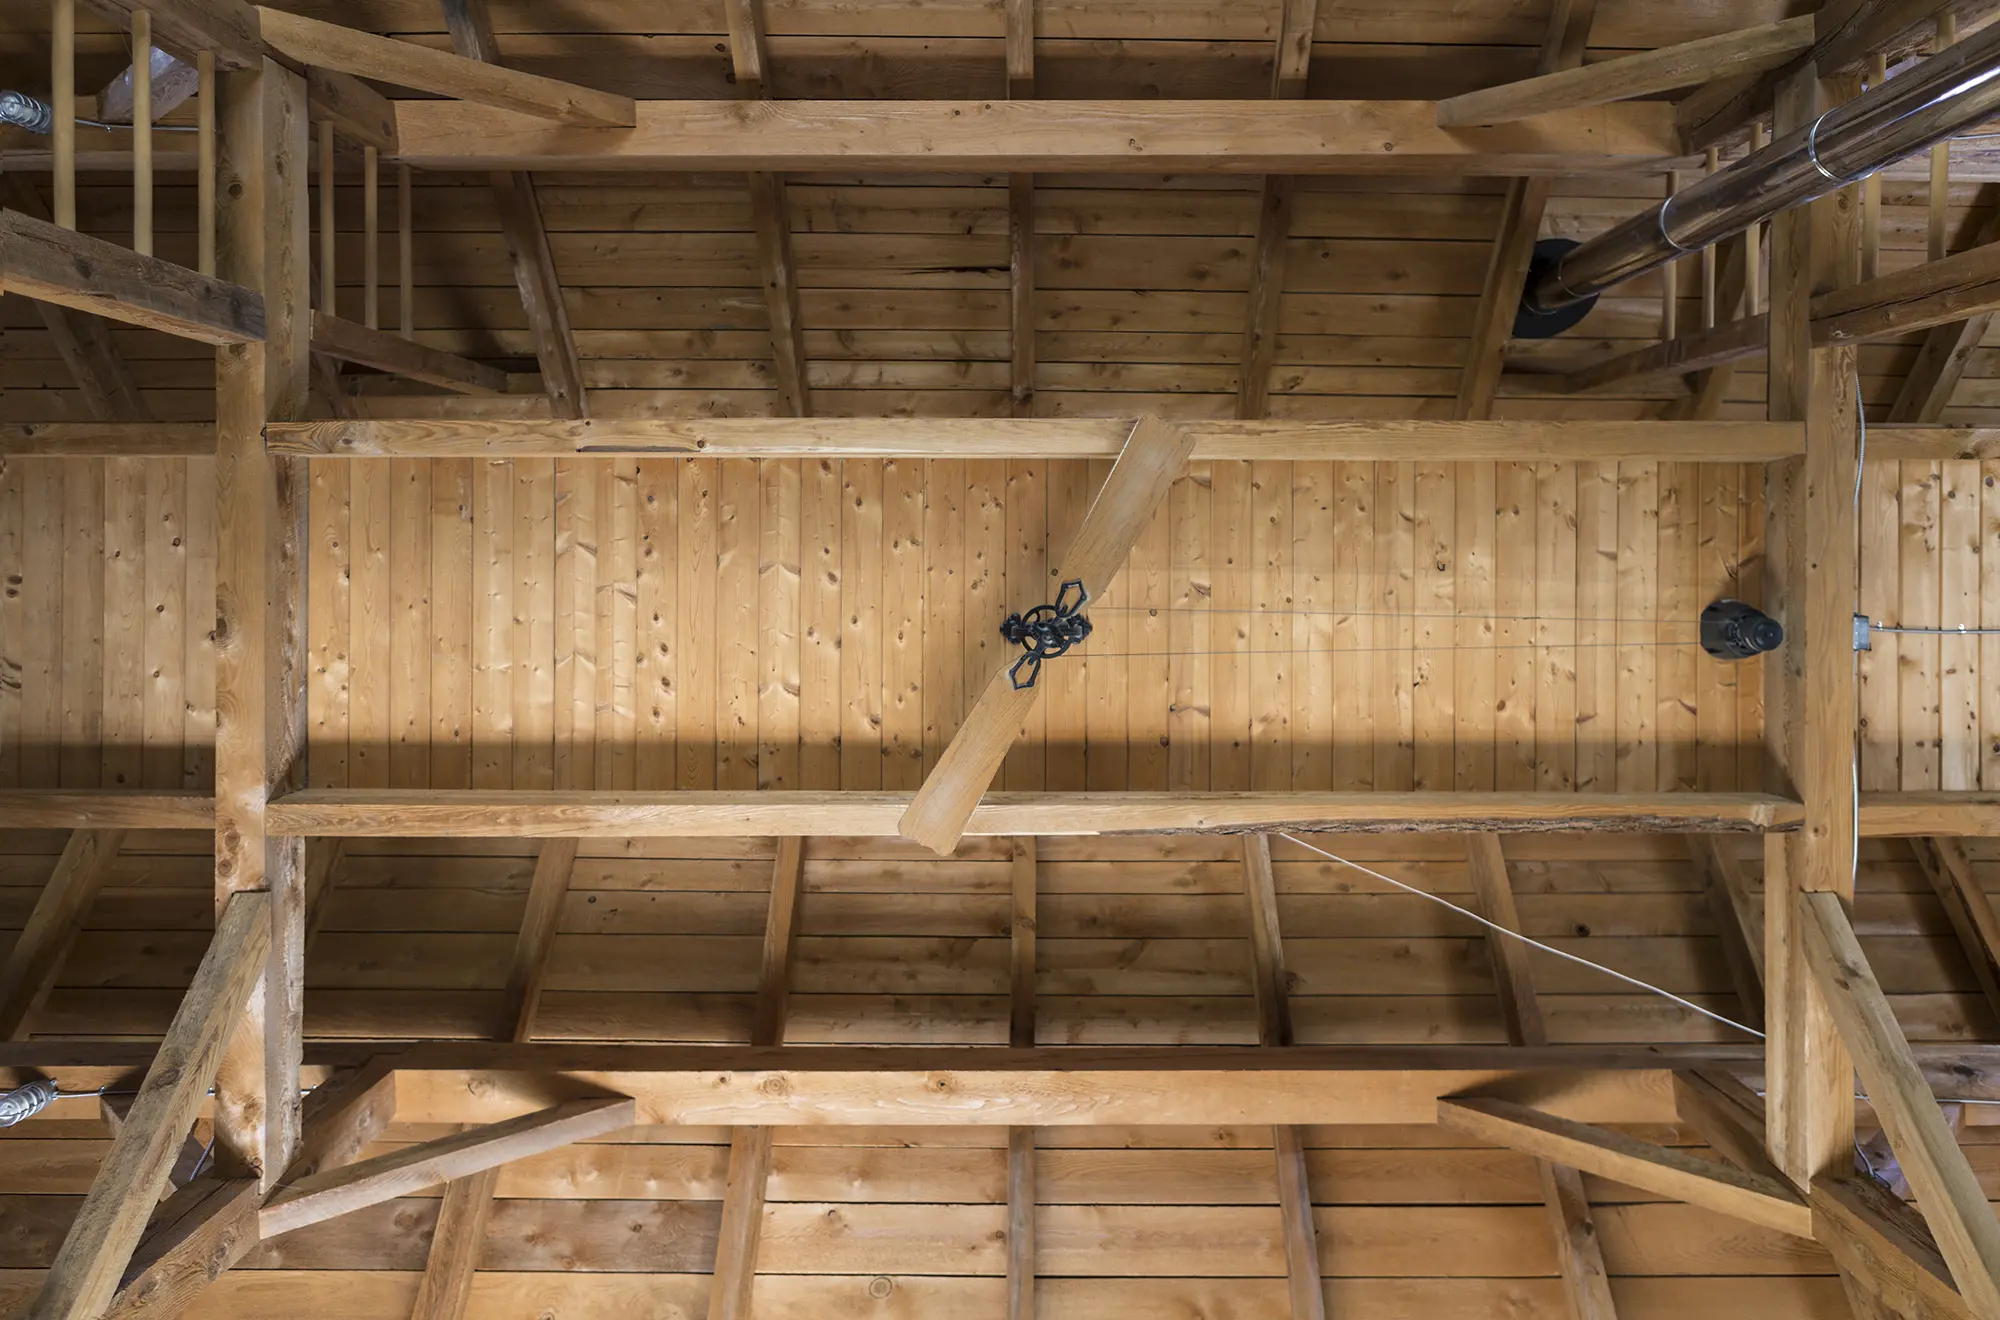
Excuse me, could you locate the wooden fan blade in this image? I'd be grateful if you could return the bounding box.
[899,415,1196,854]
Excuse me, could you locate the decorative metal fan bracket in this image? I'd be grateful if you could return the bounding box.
[1001,579,1093,690]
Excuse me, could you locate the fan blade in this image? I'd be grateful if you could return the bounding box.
[899,415,1196,854]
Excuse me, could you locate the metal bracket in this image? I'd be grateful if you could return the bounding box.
[1001,579,1093,690]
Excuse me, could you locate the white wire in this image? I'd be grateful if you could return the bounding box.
[1275,831,1767,1039]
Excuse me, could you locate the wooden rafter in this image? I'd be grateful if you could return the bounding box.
[708,837,806,1320]
[0,208,264,346]
[1437,17,1813,126]
[1008,837,1037,1320]
[1813,1173,1976,1320]
[498,840,581,1042]
[1683,835,1765,1031]
[410,1169,499,1320]
[25,892,271,1320]
[1662,226,1754,421]
[3,176,152,423]
[1890,190,2000,422]
[1802,890,2000,1313]
[0,830,125,1040]
[1909,837,2000,1025]
[1240,834,1327,1320]
[210,50,311,1193]
[1007,0,1037,416]
[440,0,589,421]
[1460,835,1619,1320]
[1236,0,1318,420]
[1451,0,1598,420]
[310,311,507,395]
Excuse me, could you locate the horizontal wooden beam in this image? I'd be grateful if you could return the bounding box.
[259,1096,635,1237]
[0,423,215,457]
[0,209,263,346]
[256,7,634,127]
[1436,1095,1812,1238]
[265,789,1803,838]
[1814,236,2000,344]
[389,99,1680,174]
[1859,793,2000,837]
[310,311,508,395]
[1437,17,1814,127]
[307,69,397,156]
[376,1042,1752,1127]
[1543,312,1769,394]
[265,417,1808,461]
[0,791,215,831]
[80,0,267,72]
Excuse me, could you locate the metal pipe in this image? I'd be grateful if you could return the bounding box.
[1527,19,2000,314]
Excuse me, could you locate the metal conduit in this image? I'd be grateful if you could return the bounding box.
[1525,17,2000,315]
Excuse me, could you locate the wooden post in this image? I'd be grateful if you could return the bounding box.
[52,0,75,230]
[212,54,313,1190]
[132,10,153,257]
[319,121,336,313]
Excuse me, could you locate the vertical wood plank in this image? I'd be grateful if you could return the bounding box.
[512,460,555,790]
[1249,460,1291,792]
[1858,458,1899,790]
[635,458,677,789]
[1044,461,1090,792]
[1900,462,1942,792]
[347,462,389,789]
[0,459,22,788]
[1575,461,1617,791]
[429,459,472,790]
[598,461,638,792]
[964,460,1008,783]
[1126,460,1171,793]
[841,460,882,790]
[882,458,926,791]
[140,461,187,790]
[925,459,967,775]
[183,454,217,790]
[1940,460,1979,791]
[1536,461,1577,792]
[21,464,64,790]
[799,457,841,791]
[678,460,718,791]
[1695,463,1740,791]
[762,458,803,789]
[1615,462,1658,792]
[1331,461,1371,790]
[1003,461,1046,791]
[1209,461,1253,791]
[552,459,597,791]
[472,459,513,790]
[1168,463,1212,791]
[61,465,102,788]
[103,458,146,791]
[307,460,348,789]
[1454,461,1497,793]
[1657,461,1699,791]
[716,459,760,791]
[1375,461,1415,791]
[1497,461,1538,791]
[388,461,431,789]
[1412,462,1454,791]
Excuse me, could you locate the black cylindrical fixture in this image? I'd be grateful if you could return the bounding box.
[1701,599,1785,660]
[1526,22,2000,315]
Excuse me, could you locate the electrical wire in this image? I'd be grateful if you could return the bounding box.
[1274,831,1767,1040]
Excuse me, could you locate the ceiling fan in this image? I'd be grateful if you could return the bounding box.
[899,414,1197,855]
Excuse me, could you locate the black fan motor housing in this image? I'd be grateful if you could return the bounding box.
[1701,599,1784,660]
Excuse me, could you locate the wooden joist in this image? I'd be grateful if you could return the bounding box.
[309,311,507,395]
[255,8,633,126]
[1436,1096,1813,1238]
[82,0,266,72]
[1451,0,1597,420]
[1813,1174,1976,1320]
[1802,890,2000,1314]
[1889,192,2000,422]
[410,1168,498,1320]
[264,416,1810,461]
[498,840,580,1042]
[360,1042,1767,1127]
[1908,838,2000,1025]
[304,68,398,155]
[1671,1069,1786,1185]
[725,0,810,417]
[0,830,125,1040]
[389,98,1677,173]
[97,1174,262,1320]
[1684,835,1765,1031]
[1008,837,1037,1320]
[1007,0,1036,417]
[1458,836,1618,1320]
[258,1096,636,1237]
[1240,834,1328,1320]
[708,836,806,1320]
[1437,17,1814,126]
[262,788,1803,837]
[1236,0,1319,419]
[285,1057,398,1181]
[24,891,271,1320]
[1543,312,1769,395]
[441,0,589,421]
[0,208,263,346]
[1860,791,2000,835]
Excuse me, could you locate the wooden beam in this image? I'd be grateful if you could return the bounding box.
[1684,835,1765,1031]
[1452,0,1598,420]
[1,422,213,457]
[709,835,804,1320]
[265,789,1804,838]
[1888,188,2000,422]
[4,175,153,422]
[389,99,1678,174]
[1671,1068,1787,1184]
[1763,64,1858,1194]
[306,68,398,156]
[265,417,1811,462]
[409,1166,498,1320]
[1438,1096,1813,1237]
[1861,791,2000,834]
[309,310,507,394]
[0,831,125,1040]
[497,840,579,1043]
[1007,0,1036,418]
[0,208,263,345]
[255,8,632,126]
[1236,0,1319,420]
[1239,833,1326,1320]
[24,891,271,1320]
[1813,1173,1976,1320]
[750,838,805,1048]
[81,0,267,72]
[440,0,589,422]
[210,53,311,1192]
[1439,17,1814,126]
[259,1096,635,1237]
[1909,837,2000,1025]
[0,790,214,830]
[98,1174,262,1320]
[1544,313,1770,395]
[1457,834,1618,1320]
[1813,233,2000,344]
[373,1042,1751,1128]
[1008,836,1037,1320]
[285,1056,397,1180]
[900,416,1198,854]
[1804,890,2000,1313]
